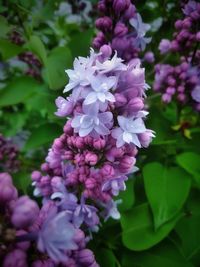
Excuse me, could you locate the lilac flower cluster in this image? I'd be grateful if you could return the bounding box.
[32,48,154,239]
[0,172,98,267]
[18,52,42,80]
[154,0,200,111]
[93,0,151,61]
[0,133,20,173]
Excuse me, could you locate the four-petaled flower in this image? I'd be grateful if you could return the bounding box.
[84,74,116,109]
[71,104,113,137]
[64,58,95,93]
[102,175,128,196]
[37,210,77,263]
[96,51,127,73]
[112,116,146,147]
[73,196,99,228]
[130,13,151,50]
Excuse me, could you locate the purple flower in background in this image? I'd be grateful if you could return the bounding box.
[183,0,197,15]
[71,104,113,137]
[191,86,200,103]
[159,39,171,54]
[37,210,77,264]
[102,175,128,196]
[55,96,74,117]
[96,51,127,73]
[84,75,116,108]
[112,116,146,147]
[130,13,151,50]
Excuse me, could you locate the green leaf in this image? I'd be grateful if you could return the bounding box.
[27,35,47,64]
[0,76,42,107]
[44,46,72,90]
[176,152,200,185]
[122,241,194,267]
[23,123,62,151]
[0,39,23,60]
[119,179,135,212]
[175,193,200,261]
[96,248,116,267]
[68,29,94,58]
[121,203,181,251]
[143,162,191,229]
[12,171,31,194]
[0,15,11,38]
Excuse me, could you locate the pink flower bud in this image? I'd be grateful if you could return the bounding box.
[16,230,30,251]
[95,17,113,32]
[0,173,18,205]
[113,0,130,14]
[31,171,41,182]
[53,138,63,149]
[101,164,115,177]
[93,138,106,150]
[124,4,136,20]
[100,45,112,58]
[85,178,96,189]
[3,249,28,267]
[78,249,95,265]
[85,152,98,166]
[119,156,136,172]
[106,147,124,161]
[139,131,155,148]
[127,97,144,113]
[114,22,128,37]
[162,93,172,103]
[114,93,127,107]
[11,196,39,229]
[196,32,200,42]
[75,136,85,149]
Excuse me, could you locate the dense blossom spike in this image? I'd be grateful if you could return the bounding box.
[154,0,200,111]
[93,0,151,61]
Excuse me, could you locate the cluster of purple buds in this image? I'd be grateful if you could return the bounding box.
[18,52,42,79]
[93,0,151,61]
[154,0,200,111]
[0,172,98,266]
[9,30,24,46]
[0,133,20,173]
[32,48,154,240]
[159,0,200,54]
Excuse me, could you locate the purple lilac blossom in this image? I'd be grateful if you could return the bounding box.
[37,210,77,264]
[154,0,200,111]
[93,1,151,61]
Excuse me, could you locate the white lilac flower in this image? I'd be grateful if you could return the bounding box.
[37,210,77,263]
[64,57,95,93]
[96,51,127,73]
[130,13,151,51]
[71,104,113,137]
[101,199,122,221]
[102,175,128,196]
[84,74,116,107]
[191,86,200,103]
[112,116,146,148]
[55,96,74,117]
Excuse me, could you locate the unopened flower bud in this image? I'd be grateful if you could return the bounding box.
[11,196,39,229]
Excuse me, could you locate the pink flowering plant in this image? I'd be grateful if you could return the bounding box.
[0,1,200,267]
